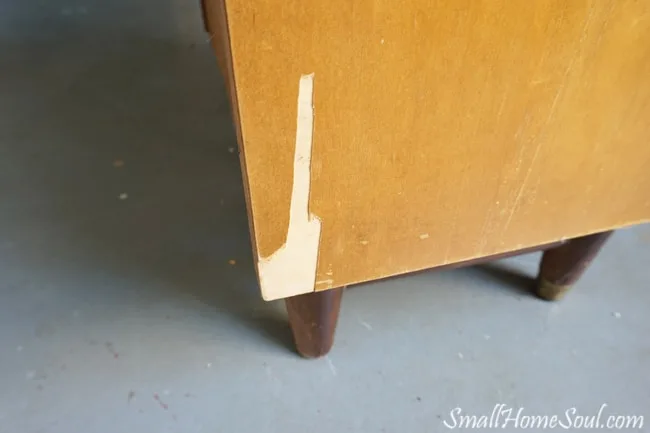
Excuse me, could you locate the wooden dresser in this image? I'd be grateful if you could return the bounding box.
[202,0,650,356]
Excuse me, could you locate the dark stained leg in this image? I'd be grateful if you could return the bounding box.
[285,288,343,358]
[536,231,613,301]
[200,0,210,33]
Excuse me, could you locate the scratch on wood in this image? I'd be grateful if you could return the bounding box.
[315,279,334,285]
[503,6,596,235]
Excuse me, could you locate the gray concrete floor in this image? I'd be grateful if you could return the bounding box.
[1,1,650,432]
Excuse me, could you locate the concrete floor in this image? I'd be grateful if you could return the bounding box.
[1,1,649,432]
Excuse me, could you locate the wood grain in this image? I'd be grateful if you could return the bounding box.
[207,0,650,299]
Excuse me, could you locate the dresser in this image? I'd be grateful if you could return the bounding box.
[202,0,650,356]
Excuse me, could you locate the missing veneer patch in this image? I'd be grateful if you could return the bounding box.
[257,73,322,301]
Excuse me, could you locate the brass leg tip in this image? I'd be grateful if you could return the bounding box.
[536,278,570,301]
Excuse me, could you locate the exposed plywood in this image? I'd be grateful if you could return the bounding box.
[206,0,650,300]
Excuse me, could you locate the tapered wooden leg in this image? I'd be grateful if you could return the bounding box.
[285,288,343,358]
[536,231,613,301]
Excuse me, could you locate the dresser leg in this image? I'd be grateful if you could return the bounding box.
[536,231,613,301]
[285,288,343,358]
